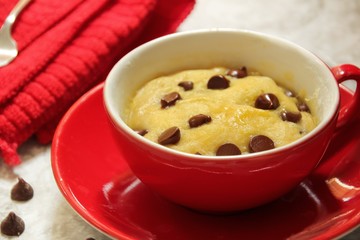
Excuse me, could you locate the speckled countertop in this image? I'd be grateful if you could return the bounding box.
[1,0,359,239]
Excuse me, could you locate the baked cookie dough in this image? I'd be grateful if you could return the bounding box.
[125,67,317,156]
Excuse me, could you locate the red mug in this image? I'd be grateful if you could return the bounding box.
[104,29,360,212]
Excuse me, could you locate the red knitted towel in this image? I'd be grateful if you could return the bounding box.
[0,0,195,165]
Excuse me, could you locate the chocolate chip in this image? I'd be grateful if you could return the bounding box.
[297,102,311,113]
[195,152,202,155]
[178,81,193,91]
[216,143,242,156]
[188,114,212,128]
[280,111,302,123]
[249,135,275,153]
[11,178,33,201]
[207,75,230,89]
[135,129,148,136]
[226,67,247,78]
[1,212,25,237]
[158,127,181,145]
[161,92,181,108]
[255,93,280,110]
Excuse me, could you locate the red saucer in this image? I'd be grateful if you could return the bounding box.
[52,83,360,240]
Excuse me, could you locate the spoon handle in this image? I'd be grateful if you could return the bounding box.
[5,0,32,26]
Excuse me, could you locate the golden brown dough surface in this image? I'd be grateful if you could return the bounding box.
[125,67,317,155]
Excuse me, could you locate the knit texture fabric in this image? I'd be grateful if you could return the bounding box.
[0,0,195,165]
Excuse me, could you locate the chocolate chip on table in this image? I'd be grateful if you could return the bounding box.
[255,93,280,110]
[216,143,242,156]
[207,75,230,89]
[249,135,275,153]
[226,67,247,78]
[280,111,302,123]
[161,92,181,108]
[11,178,34,201]
[178,81,194,91]
[188,114,212,128]
[158,127,181,145]
[1,212,25,237]
[297,102,311,113]
[135,129,148,136]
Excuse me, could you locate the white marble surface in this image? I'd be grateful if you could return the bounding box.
[1,0,359,239]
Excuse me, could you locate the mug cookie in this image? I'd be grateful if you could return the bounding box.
[125,67,317,156]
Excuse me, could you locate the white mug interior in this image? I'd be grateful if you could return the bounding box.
[104,29,339,158]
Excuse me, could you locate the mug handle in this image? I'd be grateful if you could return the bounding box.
[331,64,360,128]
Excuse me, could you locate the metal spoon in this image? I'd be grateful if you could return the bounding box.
[0,0,32,67]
